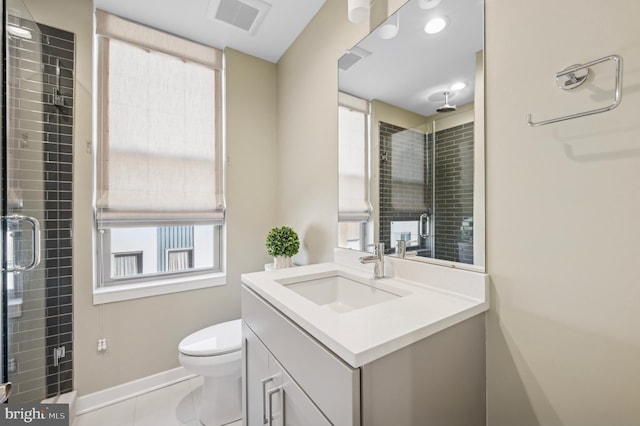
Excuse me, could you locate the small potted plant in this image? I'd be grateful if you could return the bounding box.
[266,226,300,269]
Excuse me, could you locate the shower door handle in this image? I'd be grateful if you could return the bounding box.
[2,214,41,273]
[419,212,430,238]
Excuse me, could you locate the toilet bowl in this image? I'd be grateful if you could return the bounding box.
[179,319,242,426]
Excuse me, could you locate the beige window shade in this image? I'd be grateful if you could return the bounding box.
[95,10,222,69]
[96,11,223,227]
[338,93,371,222]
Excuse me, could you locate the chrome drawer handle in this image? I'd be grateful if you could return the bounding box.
[267,385,283,426]
[261,376,275,424]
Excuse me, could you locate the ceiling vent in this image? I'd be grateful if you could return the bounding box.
[207,0,271,35]
[338,47,372,71]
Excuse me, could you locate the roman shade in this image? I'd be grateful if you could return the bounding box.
[338,92,371,221]
[95,10,224,227]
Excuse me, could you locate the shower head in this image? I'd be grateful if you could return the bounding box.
[7,24,32,40]
[436,91,457,113]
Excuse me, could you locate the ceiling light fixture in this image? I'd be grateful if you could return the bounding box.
[377,13,399,39]
[419,0,442,9]
[348,0,371,24]
[450,81,466,91]
[424,16,448,34]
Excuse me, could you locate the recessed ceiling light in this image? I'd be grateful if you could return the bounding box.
[424,16,448,34]
[377,13,399,40]
[450,82,466,91]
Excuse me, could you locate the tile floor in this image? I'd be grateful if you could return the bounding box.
[74,376,242,426]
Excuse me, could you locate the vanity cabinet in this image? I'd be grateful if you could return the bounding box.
[244,324,331,425]
[241,285,486,426]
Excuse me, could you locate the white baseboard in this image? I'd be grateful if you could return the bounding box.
[75,367,196,415]
[42,390,78,425]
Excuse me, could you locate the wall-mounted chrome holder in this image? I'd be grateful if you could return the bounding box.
[53,59,65,107]
[527,54,623,127]
[557,65,589,90]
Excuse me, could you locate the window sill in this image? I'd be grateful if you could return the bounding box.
[93,272,226,305]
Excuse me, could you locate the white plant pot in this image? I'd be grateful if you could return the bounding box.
[273,256,293,269]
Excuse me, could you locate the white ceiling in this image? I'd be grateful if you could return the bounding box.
[93,0,326,63]
[94,0,483,117]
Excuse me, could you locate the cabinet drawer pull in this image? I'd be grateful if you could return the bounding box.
[261,376,275,424]
[267,385,283,426]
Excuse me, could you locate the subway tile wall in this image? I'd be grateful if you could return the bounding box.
[5,19,74,402]
[378,121,474,264]
[434,122,474,264]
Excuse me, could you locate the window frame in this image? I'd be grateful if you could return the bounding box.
[93,11,226,304]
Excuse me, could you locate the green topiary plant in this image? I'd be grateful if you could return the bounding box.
[266,226,300,258]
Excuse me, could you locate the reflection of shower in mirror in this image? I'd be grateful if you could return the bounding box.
[436,91,457,113]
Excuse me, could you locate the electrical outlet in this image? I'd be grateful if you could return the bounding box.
[97,338,108,352]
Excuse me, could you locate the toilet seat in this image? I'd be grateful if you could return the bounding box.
[179,319,242,357]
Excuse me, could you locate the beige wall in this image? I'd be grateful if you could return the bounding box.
[24,0,640,421]
[282,0,640,423]
[276,0,368,265]
[23,0,277,395]
[485,0,640,424]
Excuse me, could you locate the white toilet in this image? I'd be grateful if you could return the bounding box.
[178,319,242,426]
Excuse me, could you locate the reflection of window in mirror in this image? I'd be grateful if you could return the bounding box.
[338,92,373,251]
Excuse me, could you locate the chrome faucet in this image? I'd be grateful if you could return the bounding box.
[396,239,418,258]
[359,242,385,279]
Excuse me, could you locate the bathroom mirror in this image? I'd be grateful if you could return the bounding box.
[338,0,485,271]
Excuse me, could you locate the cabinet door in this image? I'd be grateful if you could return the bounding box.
[281,368,332,426]
[244,323,331,426]
[244,324,282,426]
[242,285,360,425]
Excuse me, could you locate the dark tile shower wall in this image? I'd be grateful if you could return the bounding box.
[6,21,74,402]
[378,121,474,264]
[434,122,474,264]
[379,122,431,253]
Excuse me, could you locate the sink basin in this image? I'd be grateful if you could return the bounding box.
[275,271,404,313]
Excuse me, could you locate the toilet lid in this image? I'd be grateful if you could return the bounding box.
[179,319,242,356]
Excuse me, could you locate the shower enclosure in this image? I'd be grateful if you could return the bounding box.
[2,0,74,402]
[379,116,474,264]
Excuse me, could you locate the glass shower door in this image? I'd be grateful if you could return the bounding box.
[2,0,50,402]
[383,123,433,257]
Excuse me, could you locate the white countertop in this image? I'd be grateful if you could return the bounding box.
[241,251,489,368]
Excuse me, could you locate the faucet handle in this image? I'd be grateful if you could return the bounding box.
[396,240,417,258]
[366,242,385,256]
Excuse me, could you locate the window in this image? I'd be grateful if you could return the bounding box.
[166,249,193,272]
[338,92,371,250]
[112,251,143,278]
[94,11,225,302]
